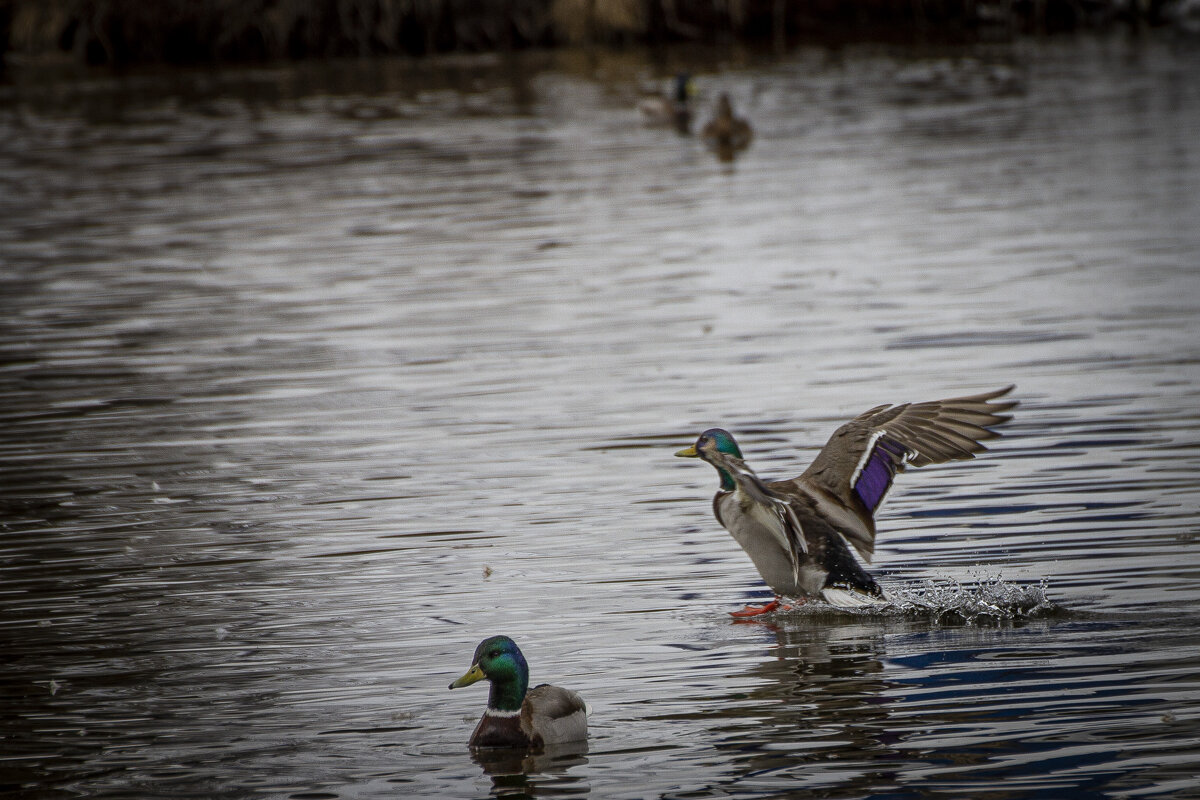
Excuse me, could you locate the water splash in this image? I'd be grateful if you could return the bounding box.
[787,578,1060,624]
[883,577,1059,623]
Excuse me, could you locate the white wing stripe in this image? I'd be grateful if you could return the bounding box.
[849,429,885,489]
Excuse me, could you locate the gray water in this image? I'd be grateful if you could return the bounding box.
[2,32,1200,800]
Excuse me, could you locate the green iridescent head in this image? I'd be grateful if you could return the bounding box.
[675,428,744,491]
[448,635,530,712]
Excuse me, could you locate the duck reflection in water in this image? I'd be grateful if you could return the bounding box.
[653,618,906,794]
[469,741,589,790]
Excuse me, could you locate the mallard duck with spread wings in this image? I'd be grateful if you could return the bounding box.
[675,387,1017,616]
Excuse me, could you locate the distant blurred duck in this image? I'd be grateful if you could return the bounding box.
[701,93,753,160]
[638,73,693,133]
[449,635,589,748]
[675,387,1016,615]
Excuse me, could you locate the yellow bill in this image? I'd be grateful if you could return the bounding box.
[448,663,485,689]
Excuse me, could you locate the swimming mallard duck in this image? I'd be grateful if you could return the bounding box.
[449,635,589,748]
[700,93,753,160]
[638,73,693,134]
[675,387,1016,615]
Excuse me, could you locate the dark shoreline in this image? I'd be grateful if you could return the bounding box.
[0,0,1186,68]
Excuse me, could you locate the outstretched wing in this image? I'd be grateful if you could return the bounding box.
[794,386,1017,560]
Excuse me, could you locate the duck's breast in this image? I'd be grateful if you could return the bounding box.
[715,492,816,595]
[469,709,532,748]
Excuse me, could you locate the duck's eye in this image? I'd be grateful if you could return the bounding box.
[488,650,501,658]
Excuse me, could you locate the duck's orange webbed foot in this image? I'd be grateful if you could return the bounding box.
[728,596,807,618]
[729,598,782,618]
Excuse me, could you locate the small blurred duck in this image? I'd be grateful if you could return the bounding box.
[638,73,694,134]
[701,93,753,161]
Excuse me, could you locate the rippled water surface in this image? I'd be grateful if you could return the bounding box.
[3,33,1200,799]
